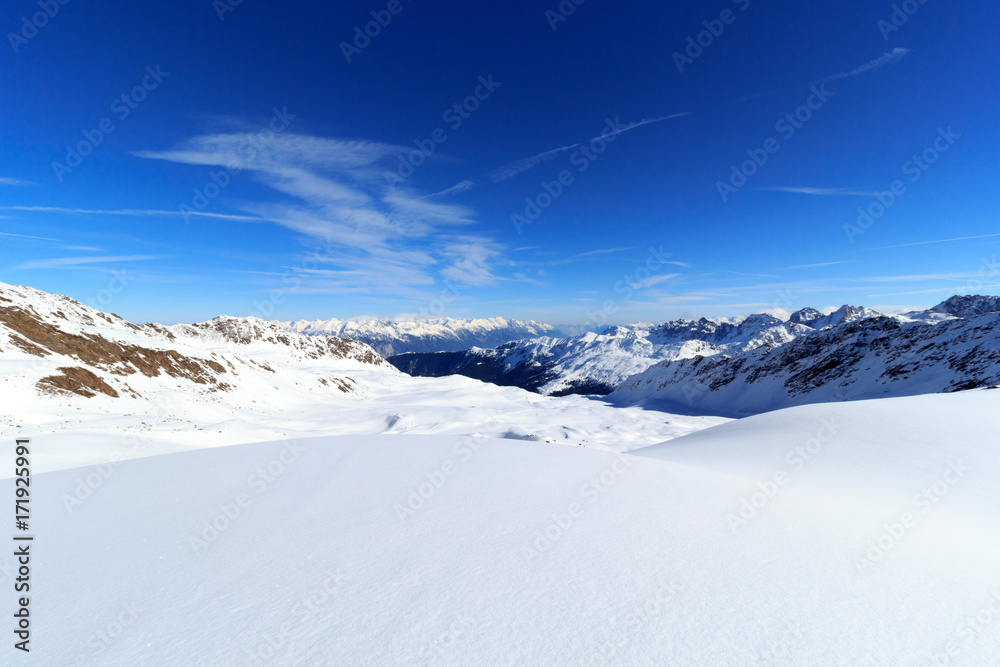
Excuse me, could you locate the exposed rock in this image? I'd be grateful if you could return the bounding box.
[0,304,227,386]
[38,367,120,398]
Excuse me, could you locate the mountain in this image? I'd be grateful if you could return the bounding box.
[286,316,561,357]
[612,310,1000,416]
[390,307,877,397]
[930,294,1000,319]
[0,282,723,470]
[797,304,881,330]
[0,282,389,402]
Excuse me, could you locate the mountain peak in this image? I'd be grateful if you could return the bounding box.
[931,295,1000,319]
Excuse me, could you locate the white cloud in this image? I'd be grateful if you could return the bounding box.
[0,206,262,222]
[135,131,503,298]
[784,261,851,270]
[423,180,476,199]
[631,273,680,290]
[872,233,1000,250]
[0,231,62,242]
[822,48,911,82]
[488,145,577,182]
[759,187,875,196]
[15,255,163,270]
[488,113,689,182]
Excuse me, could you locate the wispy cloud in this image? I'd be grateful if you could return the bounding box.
[559,247,636,262]
[15,255,164,270]
[0,177,37,187]
[135,131,502,296]
[740,49,912,103]
[0,206,263,222]
[511,272,547,287]
[785,260,851,270]
[759,187,875,197]
[488,113,689,182]
[422,180,476,199]
[718,269,781,279]
[631,273,680,290]
[488,145,578,182]
[872,232,1000,250]
[821,48,910,83]
[0,231,62,242]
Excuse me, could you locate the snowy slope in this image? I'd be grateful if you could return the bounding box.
[4,390,999,665]
[0,283,726,473]
[287,316,561,357]
[612,310,1000,416]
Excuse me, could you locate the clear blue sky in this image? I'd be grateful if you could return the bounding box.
[2,0,998,324]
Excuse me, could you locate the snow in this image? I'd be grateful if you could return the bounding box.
[4,389,1000,664]
[5,281,1000,664]
[0,282,726,474]
[612,311,1000,416]
[2,366,729,475]
[286,315,561,356]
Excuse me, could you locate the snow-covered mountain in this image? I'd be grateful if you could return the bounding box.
[0,282,723,470]
[5,282,1000,664]
[930,294,1000,319]
[612,297,1000,416]
[287,316,561,357]
[0,282,389,403]
[390,305,883,397]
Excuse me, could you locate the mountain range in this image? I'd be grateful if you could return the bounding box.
[0,282,720,470]
[286,316,561,357]
[4,281,998,427]
[389,297,1000,415]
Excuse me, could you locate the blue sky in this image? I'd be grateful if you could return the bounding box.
[2,0,998,324]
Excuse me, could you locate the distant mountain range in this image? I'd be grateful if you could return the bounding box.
[0,282,718,454]
[286,316,561,357]
[388,297,1000,414]
[5,280,998,421]
[388,304,882,396]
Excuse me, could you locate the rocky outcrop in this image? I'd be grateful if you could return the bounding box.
[38,367,120,398]
[0,303,227,387]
